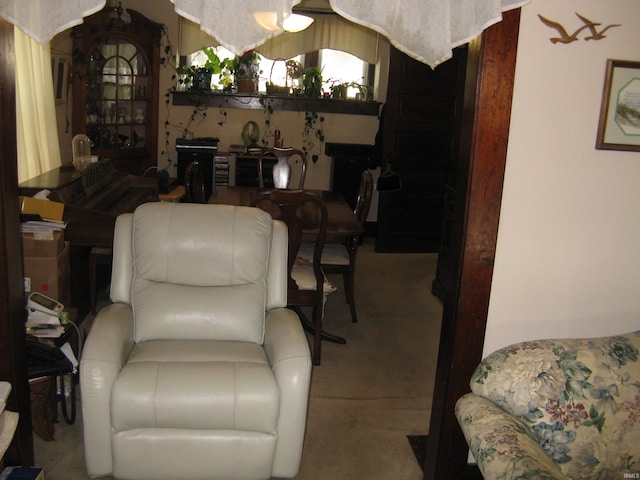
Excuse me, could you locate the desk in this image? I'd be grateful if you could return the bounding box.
[208,187,362,240]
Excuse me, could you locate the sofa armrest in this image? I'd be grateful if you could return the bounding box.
[80,303,135,477]
[263,307,312,478]
[456,393,569,480]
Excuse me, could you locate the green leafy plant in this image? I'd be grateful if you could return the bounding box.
[176,47,229,92]
[302,110,324,164]
[326,78,373,100]
[224,50,260,80]
[258,94,274,146]
[302,67,323,98]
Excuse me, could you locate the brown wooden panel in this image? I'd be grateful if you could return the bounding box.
[398,95,457,125]
[376,46,467,253]
[0,18,34,466]
[424,9,521,479]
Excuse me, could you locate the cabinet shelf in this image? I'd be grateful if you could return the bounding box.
[72,7,161,175]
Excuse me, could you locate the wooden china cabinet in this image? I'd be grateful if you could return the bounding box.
[71,6,161,175]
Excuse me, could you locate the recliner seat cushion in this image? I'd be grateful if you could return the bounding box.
[111,340,280,434]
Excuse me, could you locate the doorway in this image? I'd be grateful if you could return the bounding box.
[376,46,467,254]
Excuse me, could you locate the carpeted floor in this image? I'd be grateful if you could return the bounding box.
[33,238,442,479]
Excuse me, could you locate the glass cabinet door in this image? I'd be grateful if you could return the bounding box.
[85,39,148,153]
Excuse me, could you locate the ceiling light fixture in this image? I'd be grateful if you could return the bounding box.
[283,13,314,32]
[254,11,314,33]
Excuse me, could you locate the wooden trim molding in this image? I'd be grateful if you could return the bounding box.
[423,8,521,479]
[0,18,34,466]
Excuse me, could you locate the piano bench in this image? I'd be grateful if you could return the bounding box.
[158,185,186,203]
[89,247,112,314]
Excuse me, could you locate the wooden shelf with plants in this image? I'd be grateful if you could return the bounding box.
[171,91,380,116]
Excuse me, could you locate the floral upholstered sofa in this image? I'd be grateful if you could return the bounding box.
[456,331,640,480]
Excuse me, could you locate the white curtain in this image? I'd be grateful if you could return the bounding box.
[14,27,62,182]
[329,0,531,67]
[0,0,532,68]
[171,0,302,54]
[0,0,105,44]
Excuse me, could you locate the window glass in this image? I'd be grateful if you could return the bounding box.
[320,49,368,98]
[186,46,371,98]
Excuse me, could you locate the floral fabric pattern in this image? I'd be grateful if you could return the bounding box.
[456,331,640,480]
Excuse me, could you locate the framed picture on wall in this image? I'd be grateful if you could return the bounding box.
[596,59,640,152]
[51,55,70,104]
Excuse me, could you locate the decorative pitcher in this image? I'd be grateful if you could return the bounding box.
[272,154,291,189]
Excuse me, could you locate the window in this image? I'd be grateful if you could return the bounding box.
[319,49,368,98]
[185,46,372,99]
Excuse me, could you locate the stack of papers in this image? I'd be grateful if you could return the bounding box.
[20,219,66,234]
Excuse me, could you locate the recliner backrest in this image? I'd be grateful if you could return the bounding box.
[110,202,286,344]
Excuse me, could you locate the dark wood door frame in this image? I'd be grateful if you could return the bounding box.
[424,9,521,479]
[0,18,35,465]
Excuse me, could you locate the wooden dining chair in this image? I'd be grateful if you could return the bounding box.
[258,147,307,189]
[254,189,332,365]
[299,169,374,323]
[184,160,206,203]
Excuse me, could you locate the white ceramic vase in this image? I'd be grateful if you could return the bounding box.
[272,155,291,189]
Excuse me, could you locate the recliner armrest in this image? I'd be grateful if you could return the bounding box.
[455,393,569,480]
[81,303,135,477]
[263,307,312,478]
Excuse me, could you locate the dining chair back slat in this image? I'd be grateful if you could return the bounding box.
[254,189,329,365]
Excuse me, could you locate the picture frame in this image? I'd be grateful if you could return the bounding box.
[596,59,640,151]
[51,55,70,104]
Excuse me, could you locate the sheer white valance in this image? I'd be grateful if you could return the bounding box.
[329,0,531,66]
[171,0,302,54]
[179,13,381,64]
[0,0,105,44]
[0,0,532,68]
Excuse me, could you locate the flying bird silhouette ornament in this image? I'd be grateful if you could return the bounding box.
[575,13,621,40]
[538,13,621,44]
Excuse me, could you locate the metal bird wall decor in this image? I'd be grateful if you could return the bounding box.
[538,13,621,44]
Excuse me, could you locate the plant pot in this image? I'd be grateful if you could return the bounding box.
[191,69,212,92]
[331,85,348,100]
[236,79,256,94]
[266,84,290,96]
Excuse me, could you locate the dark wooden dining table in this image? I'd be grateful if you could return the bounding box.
[207,186,362,240]
[208,186,361,345]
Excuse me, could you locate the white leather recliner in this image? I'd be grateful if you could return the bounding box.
[80,202,312,480]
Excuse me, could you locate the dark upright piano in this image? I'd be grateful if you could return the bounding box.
[19,160,158,311]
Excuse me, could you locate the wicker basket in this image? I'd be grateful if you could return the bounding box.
[266,59,291,95]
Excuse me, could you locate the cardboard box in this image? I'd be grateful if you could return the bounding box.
[23,242,70,306]
[21,231,64,257]
[20,196,64,221]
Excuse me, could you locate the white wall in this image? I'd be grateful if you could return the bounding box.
[484,0,640,355]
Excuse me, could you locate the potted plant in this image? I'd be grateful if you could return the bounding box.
[230,50,260,94]
[302,67,323,98]
[177,47,226,92]
[327,79,349,99]
[354,82,373,101]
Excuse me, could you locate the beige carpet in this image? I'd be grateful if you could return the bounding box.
[34,239,442,479]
